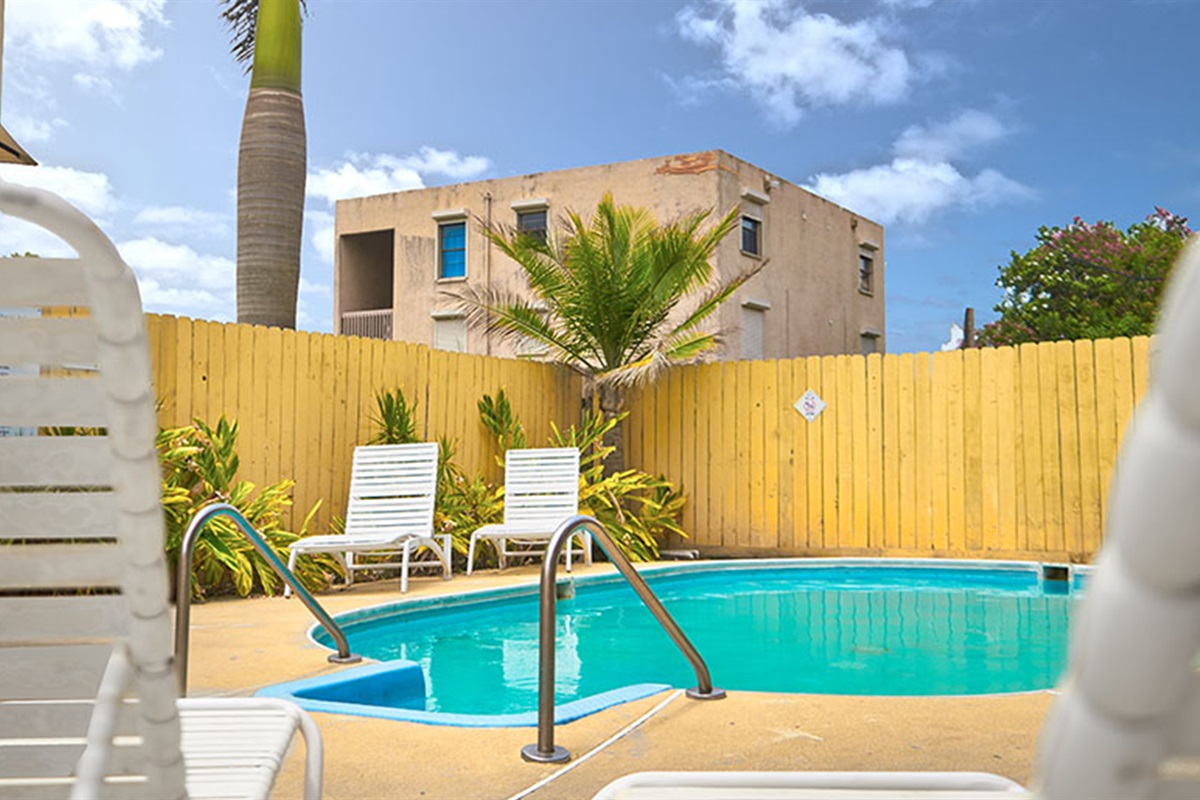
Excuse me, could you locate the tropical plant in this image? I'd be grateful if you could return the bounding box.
[158,415,329,598]
[221,0,307,329]
[979,207,1194,346]
[431,437,503,563]
[368,387,420,445]
[457,193,756,474]
[547,412,686,561]
[477,389,526,464]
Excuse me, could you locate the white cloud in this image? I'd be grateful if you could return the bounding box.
[893,109,1012,161]
[808,158,1032,226]
[6,0,167,89]
[0,164,120,220]
[806,107,1030,227]
[7,114,68,144]
[305,209,336,265]
[676,0,921,125]
[299,277,331,296]
[398,147,491,180]
[118,237,236,320]
[133,205,230,238]
[307,159,423,205]
[307,148,491,206]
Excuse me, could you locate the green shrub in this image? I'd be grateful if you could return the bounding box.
[158,416,330,598]
[477,388,526,458]
[547,411,686,561]
[367,388,420,445]
[432,436,503,564]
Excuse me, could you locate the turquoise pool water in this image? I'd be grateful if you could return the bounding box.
[296,563,1077,722]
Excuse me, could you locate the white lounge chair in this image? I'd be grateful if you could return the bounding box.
[286,442,450,595]
[595,241,1200,799]
[0,180,322,800]
[466,447,590,575]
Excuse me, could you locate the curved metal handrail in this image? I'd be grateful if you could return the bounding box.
[522,515,724,764]
[174,502,361,694]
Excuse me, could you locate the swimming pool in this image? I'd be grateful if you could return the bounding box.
[260,560,1083,726]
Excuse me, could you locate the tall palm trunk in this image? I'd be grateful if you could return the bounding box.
[235,0,305,329]
[596,383,626,476]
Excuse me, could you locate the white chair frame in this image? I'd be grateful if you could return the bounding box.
[467,447,590,575]
[0,180,322,799]
[286,442,450,594]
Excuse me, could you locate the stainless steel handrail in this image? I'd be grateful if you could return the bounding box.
[521,515,724,764]
[174,502,362,694]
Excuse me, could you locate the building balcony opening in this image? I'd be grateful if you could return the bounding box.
[338,229,394,340]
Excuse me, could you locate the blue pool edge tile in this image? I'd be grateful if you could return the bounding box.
[256,661,672,728]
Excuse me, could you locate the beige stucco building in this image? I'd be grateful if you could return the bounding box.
[334,150,885,359]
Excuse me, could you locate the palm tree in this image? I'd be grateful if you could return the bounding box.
[221,0,306,329]
[459,193,761,474]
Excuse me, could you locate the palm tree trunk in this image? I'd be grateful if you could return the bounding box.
[236,87,305,328]
[235,0,305,329]
[597,383,625,476]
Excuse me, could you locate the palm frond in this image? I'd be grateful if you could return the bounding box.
[669,257,768,339]
[447,283,601,373]
[468,194,747,389]
[219,0,307,69]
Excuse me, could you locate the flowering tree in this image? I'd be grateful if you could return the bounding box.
[979,208,1193,346]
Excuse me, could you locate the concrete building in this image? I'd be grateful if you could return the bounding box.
[334,150,885,359]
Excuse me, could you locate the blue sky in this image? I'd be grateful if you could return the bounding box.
[2,0,1197,353]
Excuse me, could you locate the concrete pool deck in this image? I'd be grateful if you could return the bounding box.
[183,563,1053,799]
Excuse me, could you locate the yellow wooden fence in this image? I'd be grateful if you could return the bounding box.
[144,314,582,531]
[625,337,1152,563]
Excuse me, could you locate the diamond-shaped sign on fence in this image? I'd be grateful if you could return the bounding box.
[794,389,825,422]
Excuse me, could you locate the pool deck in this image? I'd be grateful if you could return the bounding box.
[185,563,1053,799]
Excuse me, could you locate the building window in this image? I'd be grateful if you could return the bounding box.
[858,253,874,295]
[741,216,761,256]
[742,307,765,360]
[516,209,548,242]
[741,299,770,360]
[432,313,468,352]
[860,330,881,356]
[438,221,466,279]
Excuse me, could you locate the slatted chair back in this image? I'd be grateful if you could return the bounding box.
[0,182,186,799]
[502,448,581,530]
[1034,241,1200,800]
[343,443,439,538]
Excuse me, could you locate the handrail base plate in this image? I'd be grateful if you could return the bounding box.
[521,744,570,764]
[686,686,727,700]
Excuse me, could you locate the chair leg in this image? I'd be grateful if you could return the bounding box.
[440,534,452,580]
[467,534,477,576]
[285,549,299,598]
[583,532,593,566]
[345,552,355,587]
[400,542,411,594]
[497,538,507,570]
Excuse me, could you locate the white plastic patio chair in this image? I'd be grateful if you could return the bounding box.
[286,442,450,595]
[595,241,1200,800]
[466,447,590,575]
[0,180,322,799]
